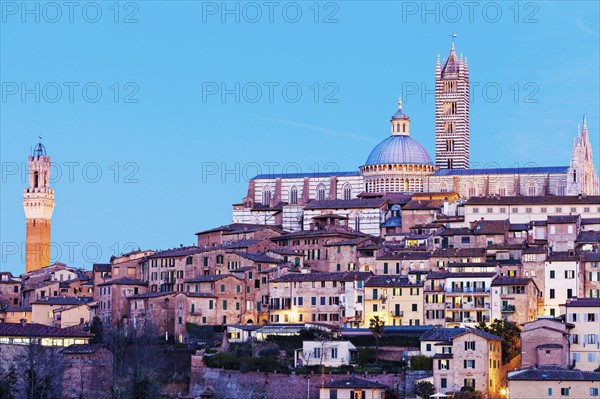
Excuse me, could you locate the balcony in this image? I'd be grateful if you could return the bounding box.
[501,305,516,313]
[391,311,404,317]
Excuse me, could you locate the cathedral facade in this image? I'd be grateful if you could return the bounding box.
[232,43,599,233]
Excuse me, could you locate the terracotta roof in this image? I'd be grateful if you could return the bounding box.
[92,263,111,273]
[427,272,497,279]
[465,195,600,205]
[324,377,388,389]
[402,199,442,211]
[0,323,93,338]
[305,198,388,210]
[32,297,92,306]
[270,271,373,283]
[509,368,600,381]
[365,276,423,287]
[421,327,501,342]
[547,215,580,224]
[546,252,579,262]
[97,278,147,286]
[184,275,240,283]
[431,248,487,257]
[491,276,533,286]
[564,297,600,307]
[576,230,600,243]
[127,291,176,299]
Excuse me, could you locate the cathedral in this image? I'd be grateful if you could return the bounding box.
[233,42,598,232]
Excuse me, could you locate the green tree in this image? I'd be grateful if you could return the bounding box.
[475,318,520,363]
[368,316,385,364]
[90,316,103,344]
[414,380,435,399]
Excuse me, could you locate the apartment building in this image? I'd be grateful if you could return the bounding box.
[561,297,600,371]
[364,275,424,326]
[421,327,503,398]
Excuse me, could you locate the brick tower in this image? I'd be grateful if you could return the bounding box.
[435,39,470,169]
[23,139,55,272]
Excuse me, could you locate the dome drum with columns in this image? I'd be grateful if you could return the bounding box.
[360,99,437,193]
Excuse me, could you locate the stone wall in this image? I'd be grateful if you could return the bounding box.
[189,353,431,399]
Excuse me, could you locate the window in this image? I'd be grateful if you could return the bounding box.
[464,341,476,351]
[461,237,471,244]
[565,270,575,279]
[316,184,326,201]
[464,360,475,369]
[548,388,553,396]
[438,359,449,370]
[343,184,352,200]
[313,347,321,359]
[441,378,447,389]
[426,344,431,351]
[550,270,555,279]
[329,390,338,399]
[331,348,338,359]
[412,304,417,312]
[588,313,597,322]
[588,353,597,362]
[290,186,298,204]
[464,379,475,388]
[222,300,227,310]
[550,289,555,299]
[590,388,599,397]
[560,387,569,396]
[262,185,271,205]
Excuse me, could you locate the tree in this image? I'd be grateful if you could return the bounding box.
[414,381,435,399]
[0,365,17,399]
[369,316,385,364]
[475,319,520,363]
[89,316,103,344]
[452,386,484,399]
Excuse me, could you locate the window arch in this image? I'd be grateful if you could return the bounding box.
[497,182,507,197]
[439,182,448,193]
[557,181,566,196]
[468,184,476,198]
[342,183,352,200]
[262,185,271,205]
[316,183,326,201]
[290,186,298,204]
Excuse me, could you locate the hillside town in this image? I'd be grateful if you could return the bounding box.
[1,41,600,399]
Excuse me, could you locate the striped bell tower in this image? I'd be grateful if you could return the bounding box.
[23,139,55,272]
[435,38,470,169]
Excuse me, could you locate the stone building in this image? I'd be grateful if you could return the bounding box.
[490,276,541,326]
[231,42,598,235]
[0,272,21,307]
[520,318,572,369]
[508,368,600,399]
[61,344,113,399]
[97,277,147,325]
[267,271,372,327]
[364,275,424,326]
[561,297,600,371]
[420,327,503,398]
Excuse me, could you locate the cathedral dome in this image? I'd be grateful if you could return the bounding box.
[365,135,433,166]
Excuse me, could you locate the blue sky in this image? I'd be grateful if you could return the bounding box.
[1,1,599,275]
